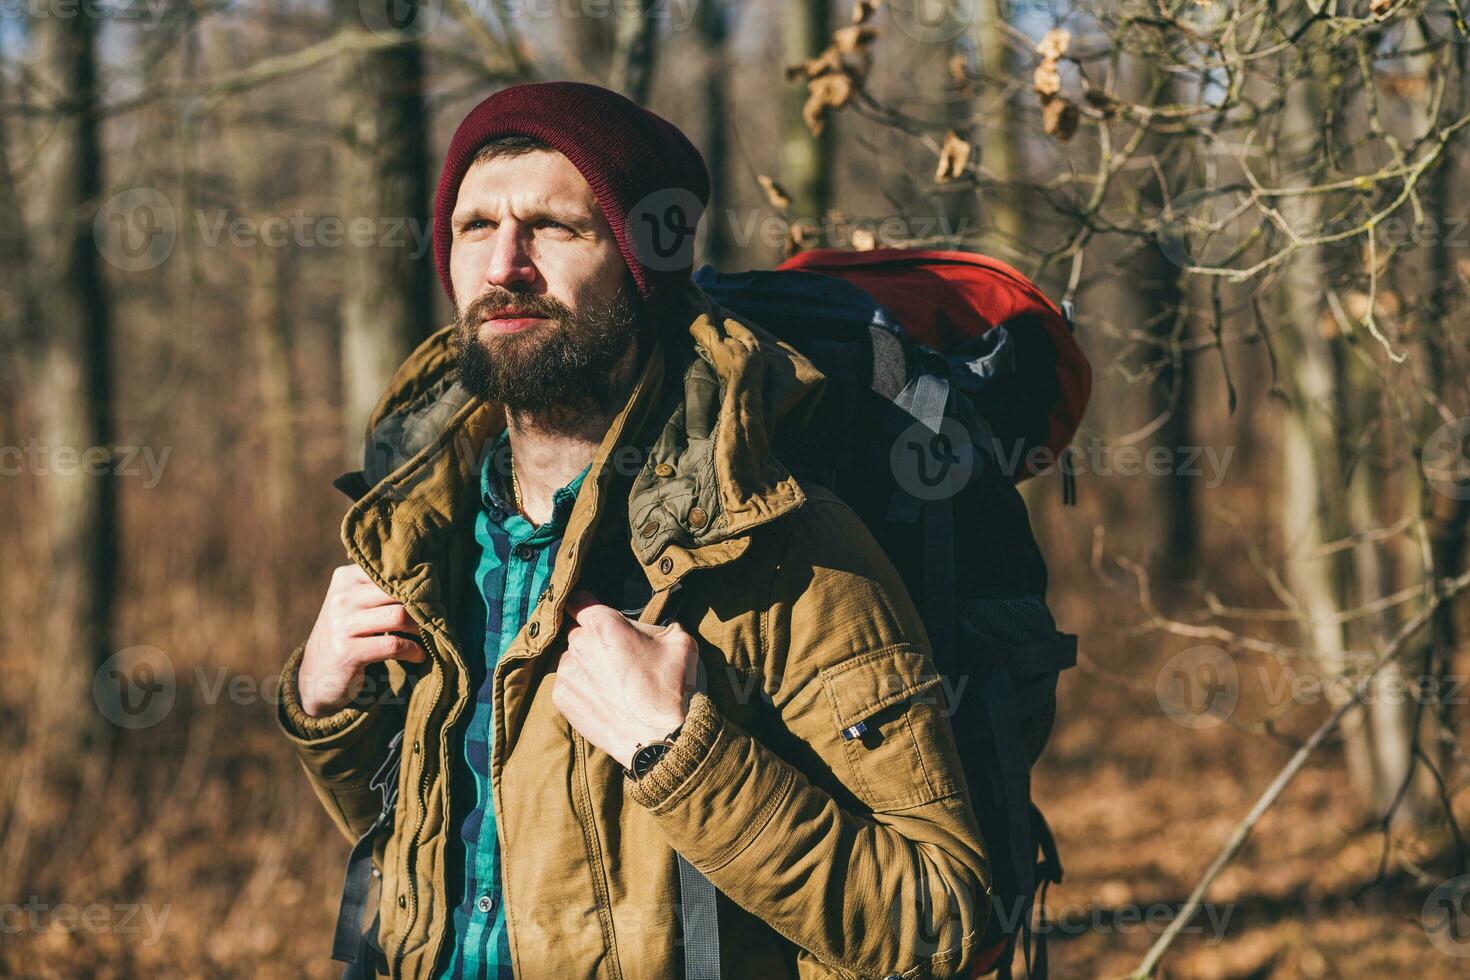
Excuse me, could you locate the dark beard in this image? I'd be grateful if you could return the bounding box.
[453,283,642,418]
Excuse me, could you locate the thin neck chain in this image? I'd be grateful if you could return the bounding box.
[510,454,525,515]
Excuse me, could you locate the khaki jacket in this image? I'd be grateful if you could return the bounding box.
[278,282,992,979]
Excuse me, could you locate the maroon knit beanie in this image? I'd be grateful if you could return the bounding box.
[433,81,711,308]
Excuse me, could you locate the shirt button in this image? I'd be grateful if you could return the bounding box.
[640,521,658,539]
[513,544,534,561]
[654,462,675,478]
[688,507,708,529]
[476,894,495,914]
[488,507,506,522]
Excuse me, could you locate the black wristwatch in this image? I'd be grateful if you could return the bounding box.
[627,724,684,780]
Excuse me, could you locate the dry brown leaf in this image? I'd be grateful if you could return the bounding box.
[851,227,877,251]
[1042,97,1079,140]
[935,130,972,183]
[833,25,877,54]
[815,45,848,78]
[803,73,854,136]
[949,53,969,84]
[783,222,809,257]
[1370,0,1391,13]
[787,44,845,81]
[1036,27,1071,61]
[757,175,792,211]
[1034,60,1062,98]
[852,0,882,24]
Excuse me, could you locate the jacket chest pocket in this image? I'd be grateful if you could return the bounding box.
[819,645,963,812]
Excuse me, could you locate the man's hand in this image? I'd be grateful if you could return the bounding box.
[297,564,426,718]
[552,590,699,770]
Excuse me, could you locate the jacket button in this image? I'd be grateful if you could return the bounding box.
[640,521,658,538]
[654,462,675,478]
[397,895,407,909]
[688,507,708,529]
[412,740,420,754]
[528,621,540,638]
[659,556,674,574]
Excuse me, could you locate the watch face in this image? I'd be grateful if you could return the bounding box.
[631,741,672,779]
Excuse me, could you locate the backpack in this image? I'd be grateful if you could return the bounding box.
[690,246,1090,978]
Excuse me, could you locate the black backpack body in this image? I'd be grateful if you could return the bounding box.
[693,262,1080,978]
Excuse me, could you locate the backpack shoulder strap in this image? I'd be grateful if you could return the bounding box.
[630,580,722,980]
[332,723,409,969]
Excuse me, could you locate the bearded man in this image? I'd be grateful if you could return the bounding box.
[278,81,990,980]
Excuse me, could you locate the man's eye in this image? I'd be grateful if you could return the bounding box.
[540,220,573,234]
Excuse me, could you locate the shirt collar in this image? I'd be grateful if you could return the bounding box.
[480,426,590,531]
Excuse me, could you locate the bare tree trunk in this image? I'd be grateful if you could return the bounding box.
[1277,64,1379,815]
[560,0,614,80]
[335,0,433,456]
[251,243,299,532]
[697,0,733,268]
[973,0,1021,252]
[610,0,659,105]
[0,67,42,426]
[1118,57,1196,585]
[783,0,836,225]
[31,7,115,762]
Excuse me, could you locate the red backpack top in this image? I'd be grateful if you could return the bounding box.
[777,247,1092,481]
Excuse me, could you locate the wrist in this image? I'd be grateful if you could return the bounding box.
[625,720,686,779]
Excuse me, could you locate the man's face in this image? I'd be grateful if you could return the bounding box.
[448,148,640,414]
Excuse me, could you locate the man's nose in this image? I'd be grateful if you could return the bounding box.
[484,221,538,290]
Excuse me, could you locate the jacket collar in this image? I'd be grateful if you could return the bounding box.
[340,280,826,637]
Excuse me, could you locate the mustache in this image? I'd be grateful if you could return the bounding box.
[460,289,571,325]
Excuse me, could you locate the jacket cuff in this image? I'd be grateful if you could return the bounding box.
[624,692,724,810]
[277,642,383,742]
